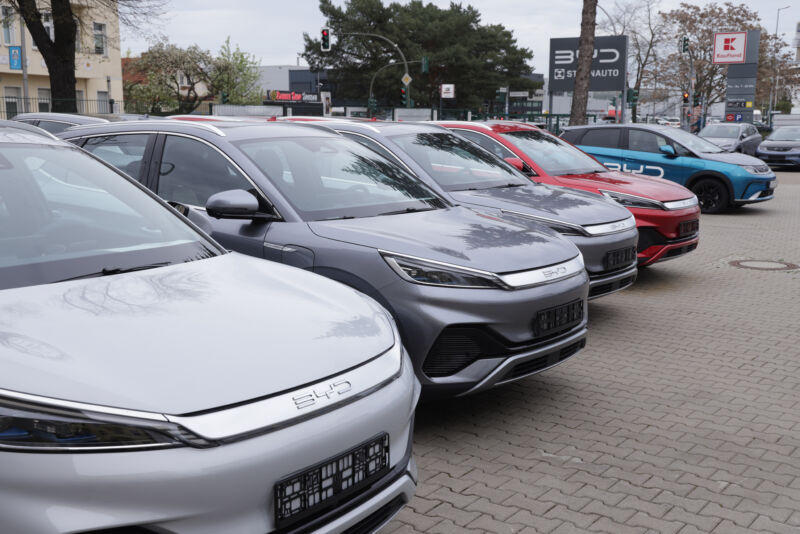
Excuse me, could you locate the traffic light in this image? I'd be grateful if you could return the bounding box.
[681,36,689,53]
[320,27,331,52]
[221,91,229,104]
[610,96,617,106]
[682,91,689,104]
[400,86,408,106]
[693,94,701,107]
[627,88,639,104]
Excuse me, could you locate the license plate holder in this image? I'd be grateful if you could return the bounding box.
[603,246,637,270]
[679,219,699,237]
[534,300,584,337]
[274,433,390,529]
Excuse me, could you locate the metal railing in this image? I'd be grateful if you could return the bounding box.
[0,98,120,119]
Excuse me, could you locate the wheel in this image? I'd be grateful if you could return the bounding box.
[692,178,729,214]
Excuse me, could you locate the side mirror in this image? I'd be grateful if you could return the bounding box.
[504,157,526,172]
[659,145,677,158]
[206,189,260,219]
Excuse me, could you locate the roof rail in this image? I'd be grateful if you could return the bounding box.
[430,120,493,130]
[66,119,227,137]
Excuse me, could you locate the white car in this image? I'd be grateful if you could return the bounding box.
[0,123,419,533]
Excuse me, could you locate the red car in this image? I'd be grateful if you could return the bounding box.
[438,121,700,266]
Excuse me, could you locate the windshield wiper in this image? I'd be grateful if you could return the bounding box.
[56,262,174,282]
[487,183,526,189]
[559,170,602,176]
[378,207,436,216]
[322,215,356,220]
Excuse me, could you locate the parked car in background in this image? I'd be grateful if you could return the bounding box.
[12,112,109,134]
[562,124,776,213]
[0,124,419,533]
[756,126,800,168]
[60,120,590,397]
[437,121,700,266]
[304,120,639,299]
[657,117,681,128]
[697,123,761,155]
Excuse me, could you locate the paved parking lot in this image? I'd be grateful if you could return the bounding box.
[386,172,800,534]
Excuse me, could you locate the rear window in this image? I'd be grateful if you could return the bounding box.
[579,128,621,149]
[560,129,583,143]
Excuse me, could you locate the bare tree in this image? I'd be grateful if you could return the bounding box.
[10,0,165,112]
[570,0,598,125]
[598,0,667,122]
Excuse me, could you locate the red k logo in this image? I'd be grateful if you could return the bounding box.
[723,37,736,50]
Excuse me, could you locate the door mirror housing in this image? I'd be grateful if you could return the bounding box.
[504,157,526,172]
[659,145,677,158]
[206,189,262,219]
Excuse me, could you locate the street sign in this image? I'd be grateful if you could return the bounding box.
[440,84,455,99]
[421,56,429,73]
[401,73,412,86]
[726,113,735,121]
[9,46,21,70]
[713,32,747,64]
[548,35,628,92]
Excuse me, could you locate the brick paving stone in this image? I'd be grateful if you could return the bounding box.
[386,173,800,532]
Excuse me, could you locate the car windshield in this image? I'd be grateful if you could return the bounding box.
[0,144,219,290]
[768,127,800,141]
[235,135,447,220]
[499,129,607,176]
[660,127,724,153]
[699,124,740,139]
[388,132,529,191]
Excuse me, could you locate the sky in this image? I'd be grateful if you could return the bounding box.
[122,0,800,73]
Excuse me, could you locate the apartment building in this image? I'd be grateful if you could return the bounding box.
[0,2,123,118]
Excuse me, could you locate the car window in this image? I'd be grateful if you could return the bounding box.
[628,130,670,153]
[579,128,620,149]
[500,129,608,176]
[158,135,253,207]
[560,129,582,143]
[455,129,516,160]
[83,134,151,181]
[339,132,408,169]
[747,125,758,136]
[36,120,71,134]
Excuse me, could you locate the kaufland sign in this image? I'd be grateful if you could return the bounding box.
[713,32,747,64]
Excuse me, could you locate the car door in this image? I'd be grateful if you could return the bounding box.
[574,127,626,172]
[744,125,760,155]
[621,128,688,182]
[151,134,274,257]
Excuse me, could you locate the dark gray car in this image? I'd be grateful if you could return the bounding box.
[60,120,590,396]
[310,121,638,300]
[756,126,800,168]
[12,112,109,134]
[698,123,761,155]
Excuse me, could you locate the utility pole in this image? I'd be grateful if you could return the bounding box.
[768,5,790,128]
[19,14,29,112]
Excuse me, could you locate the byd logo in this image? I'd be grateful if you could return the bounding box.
[292,379,352,409]
[723,37,736,51]
[554,48,620,65]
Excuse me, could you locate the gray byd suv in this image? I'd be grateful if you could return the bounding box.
[61,120,591,397]
[0,126,419,533]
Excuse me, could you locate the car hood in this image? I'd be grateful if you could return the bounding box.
[552,170,696,202]
[0,254,395,414]
[308,206,579,273]
[447,183,630,227]
[758,139,800,150]
[702,137,738,147]
[697,151,764,166]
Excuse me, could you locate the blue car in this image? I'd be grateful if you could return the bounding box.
[561,124,776,213]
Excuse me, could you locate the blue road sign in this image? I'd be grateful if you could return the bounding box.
[9,46,21,70]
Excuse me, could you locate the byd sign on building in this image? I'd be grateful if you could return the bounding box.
[713,32,747,64]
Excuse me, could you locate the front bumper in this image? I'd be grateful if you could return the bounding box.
[384,269,590,396]
[566,229,638,300]
[734,177,777,205]
[756,151,800,167]
[627,206,700,266]
[588,262,637,299]
[0,354,419,534]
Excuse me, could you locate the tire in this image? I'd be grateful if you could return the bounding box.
[692,178,729,214]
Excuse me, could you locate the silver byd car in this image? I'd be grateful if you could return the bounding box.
[0,126,418,533]
[60,120,590,397]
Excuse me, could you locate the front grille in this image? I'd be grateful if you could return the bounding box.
[534,300,584,338]
[637,227,666,252]
[504,339,586,381]
[423,328,503,377]
[679,219,700,237]
[589,275,636,299]
[603,246,637,270]
[768,147,792,152]
[343,496,405,534]
[664,242,698,259]
[275,434,390,530]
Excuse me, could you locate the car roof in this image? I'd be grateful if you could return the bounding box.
[13,112,109,125]
[58,119,344,141]
[0,120,68,145]
[561,123,675,134]
[314,120,450,136]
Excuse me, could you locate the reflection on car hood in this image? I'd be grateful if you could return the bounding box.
[697,151,764,166]
[702,137,737,146]
[759,140,800,150]
[448,183,630,226]
[0,254,394,414]
[308,206,579,273]
[554,170,696,203]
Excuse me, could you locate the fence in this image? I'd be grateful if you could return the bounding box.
[0,98,123,120]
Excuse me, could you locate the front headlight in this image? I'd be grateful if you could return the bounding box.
[0,396,214,452]
[381,252,507,289]
[600,190,666,210]
[742,165,772,175]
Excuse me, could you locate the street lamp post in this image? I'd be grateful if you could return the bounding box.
[768,5,790,127]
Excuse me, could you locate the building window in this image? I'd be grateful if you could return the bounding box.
[2,7,14,46]
[96,90,109,114]
[37,88,51,112]
[4,86,22,119]
[93,22,106,55]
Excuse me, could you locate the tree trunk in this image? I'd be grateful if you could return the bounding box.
[569,0,598,126]
[16,0,77,112]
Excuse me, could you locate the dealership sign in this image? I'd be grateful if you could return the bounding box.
[440,84,455,99]
[713,32,747,64]
[265,90,318,102]
[548,35,628,92]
